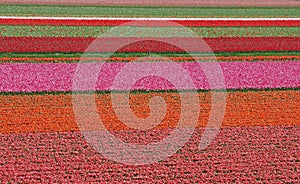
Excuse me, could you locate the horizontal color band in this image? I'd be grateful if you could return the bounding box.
[0,61,299,92]
[1,37,299,52]
[2,56,300,62]
[0,16,299,26]
[0,126,298,182]
[0,90,299,134]
[1,0,300,6]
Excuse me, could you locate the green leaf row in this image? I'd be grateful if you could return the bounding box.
[0,25,299,38]
[0,5,299,18]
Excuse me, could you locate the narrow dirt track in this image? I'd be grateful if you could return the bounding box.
[1,0,300,6]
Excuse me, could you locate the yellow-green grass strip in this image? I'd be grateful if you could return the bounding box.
[0,25,299,37]
[0,5,299,18]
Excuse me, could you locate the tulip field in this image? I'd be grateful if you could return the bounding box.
[0,3,299,183]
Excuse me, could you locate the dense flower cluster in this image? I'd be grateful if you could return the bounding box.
[0,37,299,52]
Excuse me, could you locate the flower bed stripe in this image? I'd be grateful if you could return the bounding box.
[1,17,300,27]
[0,90,299,134]
[2,56,300,63]
[1,37,299,53]
[0,61,299,92]
[0,126,298,182]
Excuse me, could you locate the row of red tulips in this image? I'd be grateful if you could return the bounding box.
[0,37,299,52]
[1,126,298,182]
[1,18,299,27]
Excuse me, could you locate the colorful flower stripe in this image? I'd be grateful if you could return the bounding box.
[0,61,299,92]
[2,26,300,38]
[2,56,300,63]
[1,17,300,27]
[1,37,299,53]
[0,126,298,182]
[0,90,299,134]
